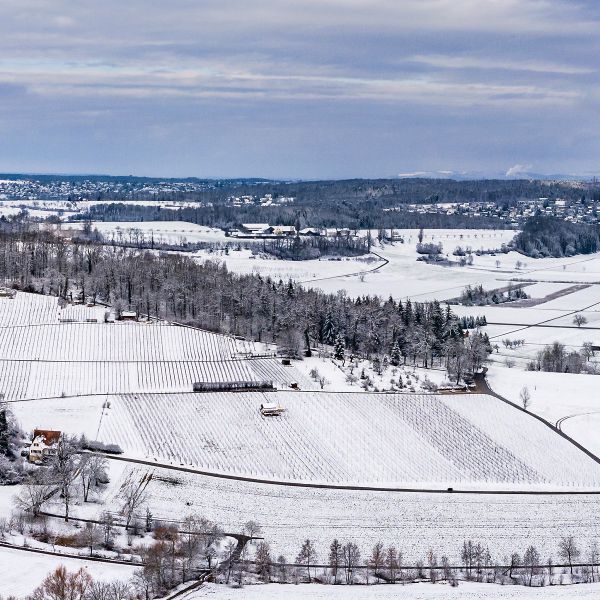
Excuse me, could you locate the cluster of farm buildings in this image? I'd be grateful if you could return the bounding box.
[228,223,354,239]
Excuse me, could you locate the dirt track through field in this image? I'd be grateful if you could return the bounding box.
[487,297,600,340]
[297,251,389,284]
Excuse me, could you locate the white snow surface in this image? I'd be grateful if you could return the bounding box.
[0,292,312,400]
[89,391,600,489]
[111,463,600,563]
[187,581,600,599]
[486,366,600,456]
[0,546,135,597]
[85,221,230,244]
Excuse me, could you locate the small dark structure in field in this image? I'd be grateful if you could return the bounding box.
[193,380,274,392]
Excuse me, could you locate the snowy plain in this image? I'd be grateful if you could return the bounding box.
[0,546,136,597]
[107,463,600,564]
[91,391,600,489]
[5,228,600,594]
[186,581,600,600]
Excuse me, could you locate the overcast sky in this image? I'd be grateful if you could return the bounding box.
[0,0,598,179]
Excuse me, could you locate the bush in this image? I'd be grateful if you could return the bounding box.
[80,440,123,454]
[0,455,24,485]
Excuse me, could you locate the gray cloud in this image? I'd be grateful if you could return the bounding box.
[0,0,598,177]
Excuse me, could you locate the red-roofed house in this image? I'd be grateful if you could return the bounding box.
[28,429,62,463]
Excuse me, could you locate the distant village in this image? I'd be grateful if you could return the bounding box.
[226,193,295,208]
[387,196,600,226]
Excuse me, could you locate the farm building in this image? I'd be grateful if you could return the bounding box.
[28,429,61,463]
[240,223,273,236]
[272,225,297,236]
[260,402,285,416]
[299,227,321,236]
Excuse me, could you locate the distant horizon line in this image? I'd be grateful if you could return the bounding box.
[1,170,598,184]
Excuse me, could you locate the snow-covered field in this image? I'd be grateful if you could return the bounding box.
[192,227,600,307]
[110,463,600,563]
[180,228,517,302]
[83,221,230,244]
[194,247,384,282]
[486,367,600,455]
[90,391,600,489]
[0,291,108,326]
[0,546,136,597]
[6,236,600,595]
[187,582,600,600]
[0,292,315,400]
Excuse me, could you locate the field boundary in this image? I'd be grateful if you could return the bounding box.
[99,451,600,496]
[477,370,600,469]
[0,539,139,567]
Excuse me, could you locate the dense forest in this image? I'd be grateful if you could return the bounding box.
[77,200,504,231]
[0,225,490,377]
[512,217,600,257]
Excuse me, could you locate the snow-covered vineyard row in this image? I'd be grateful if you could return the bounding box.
[0,322,242,362]
[0,358,312,400]
[112,464,600,563]
[0,291,107,325]
[0,291,263,359]
[99,392,600,488]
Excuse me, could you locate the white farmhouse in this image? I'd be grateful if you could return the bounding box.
[28,429,61,463]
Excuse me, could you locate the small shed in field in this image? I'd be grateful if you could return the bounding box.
[120,310,138,321]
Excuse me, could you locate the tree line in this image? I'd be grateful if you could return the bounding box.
[527,341,599,375]
[0,226,488,376]
[7,532,597,599]
[72,200,504,232]
[75,223,371,260]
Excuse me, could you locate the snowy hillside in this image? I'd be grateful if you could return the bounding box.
[88,391,600,489]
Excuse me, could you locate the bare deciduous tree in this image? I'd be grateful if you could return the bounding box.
[296,539,317,582]
[520,386,531,410]
[29,566,92,600]
[119,475,147,530]
[82,521,102,556]
[559,536,580,576]
[243,520,262,540]
[329,539,342,584]
[523,545,540,586]
[79,454,108,502]
[100,511,116,549]
[50,435,80,522]
[256,541,272,582]
[369,541,385,583]
[14,471,55,518]
[386,545,399,583]
[342,541,360,584]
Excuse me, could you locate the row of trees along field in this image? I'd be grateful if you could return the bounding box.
[0,225,490,373]
[75,223,372,260]
[11,533,597,600]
